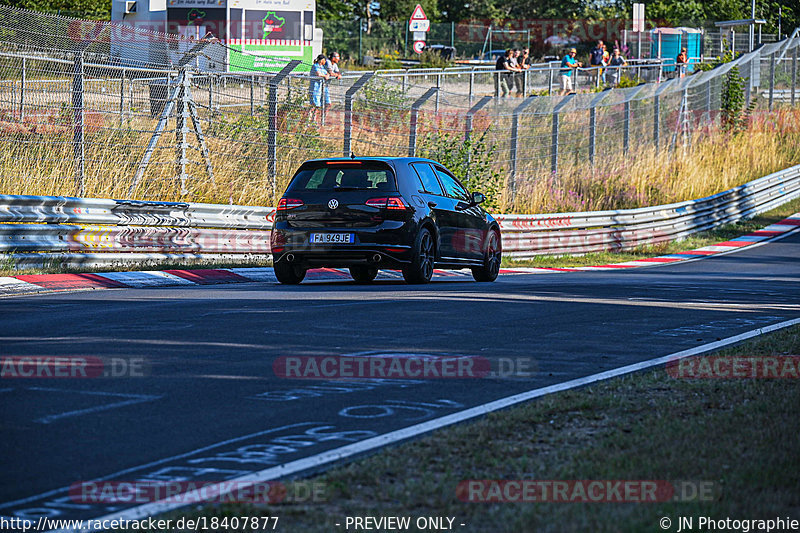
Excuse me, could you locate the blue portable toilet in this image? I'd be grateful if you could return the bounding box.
[651,27,702,72]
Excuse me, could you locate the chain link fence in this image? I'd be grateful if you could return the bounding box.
[0,5,798,211]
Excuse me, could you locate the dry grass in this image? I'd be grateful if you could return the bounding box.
[0,107,798,213]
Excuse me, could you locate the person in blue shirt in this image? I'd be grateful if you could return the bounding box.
[559,48,582,95]
[309,54,330,122]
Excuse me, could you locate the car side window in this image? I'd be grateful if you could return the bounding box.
[411,163,444,196]
[434,168,470,201]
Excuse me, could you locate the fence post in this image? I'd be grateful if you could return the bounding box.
[119,69,125,126]
[343,72,374,157]
[523,69,528,96]
[623,84,646,155]
[250,73,255,115]
[267,61,300,195]
[20,57,26,122]
[408,87,438,157]
[208,74,214,127]
[435,73,441,114]
[509,96,537,197]
[706,78,712,123]
[175,71,190,195]
[623,100,631,153]
[464,95,492,179]
[769,52,776,111]
[548,67,554,95]
[551,93,575,175]
[793,45,798,107]
[653,94,660,150]
[72,52,85,196]
[469,68,474,103]
[745,58,752,104]
[587,90,610,164]
[465,96,492,143]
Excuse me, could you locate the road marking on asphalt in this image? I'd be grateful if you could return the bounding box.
[25,387,162,424]
[45,317,800,532]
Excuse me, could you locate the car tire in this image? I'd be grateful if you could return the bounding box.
[402,227,435,284]
[274,261,306,284]
[472,229,501,282]
[350,266,379,283]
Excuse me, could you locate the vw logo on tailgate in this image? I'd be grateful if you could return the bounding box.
[327,199,339,209]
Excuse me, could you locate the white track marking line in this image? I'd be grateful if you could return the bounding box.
[25,387,162,424]
[47,317,800,532]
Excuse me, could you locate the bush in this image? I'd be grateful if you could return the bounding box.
[418,130,504,211]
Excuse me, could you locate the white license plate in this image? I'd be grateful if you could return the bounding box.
[310,233,354,244]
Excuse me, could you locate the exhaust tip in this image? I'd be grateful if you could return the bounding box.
[371,253,382,263]
[286,253,295,262]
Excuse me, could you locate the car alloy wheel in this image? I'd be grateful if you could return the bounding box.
[403,228,434,284]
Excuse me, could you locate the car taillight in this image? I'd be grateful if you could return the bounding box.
[366,197,407,210]
[277,198,304,210]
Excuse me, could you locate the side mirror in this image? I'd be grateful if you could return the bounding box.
[471,192,486,205]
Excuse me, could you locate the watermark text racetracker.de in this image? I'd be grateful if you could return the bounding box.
[273,354,536,380]
[0,516,279,532]
[457,480,720,503]
[666,355,800,379]
[0,356,148,378]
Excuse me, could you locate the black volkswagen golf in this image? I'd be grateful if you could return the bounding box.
[270,157,502,285]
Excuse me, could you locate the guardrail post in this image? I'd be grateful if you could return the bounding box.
[551,93,575,175]
[769,52,776,111]
[465,96,492,178]
[408,87,438,157]
[509,96,537,196]
[343,72,374,157]
[72,51,85,196]
[792,46,798,107]
[20,57,26,122]
[267,61,301,195]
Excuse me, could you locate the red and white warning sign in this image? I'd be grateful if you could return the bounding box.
[409,4,430,32]
[413,40,426,54]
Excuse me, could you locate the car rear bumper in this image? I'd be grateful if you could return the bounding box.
[273,245,412,268]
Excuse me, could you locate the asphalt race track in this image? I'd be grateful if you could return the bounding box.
[1,231,799,524]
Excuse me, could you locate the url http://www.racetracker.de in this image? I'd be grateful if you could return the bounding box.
[0,516,280,532]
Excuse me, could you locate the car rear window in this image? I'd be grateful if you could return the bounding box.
[287,164,397,192]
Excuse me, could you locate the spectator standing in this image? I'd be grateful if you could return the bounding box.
[676,47,688,78]
[601,43,610,84]
[590,40,604,84]
[508,49,521,97]
[308,54,330,123]
[326,51,342,80]
[559,47,581,95]
[515,48,531,96]
[495,49,516,97]
[608,48,627,86]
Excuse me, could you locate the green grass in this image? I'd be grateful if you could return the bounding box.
[168,325,800,533]
[502,196,800,268]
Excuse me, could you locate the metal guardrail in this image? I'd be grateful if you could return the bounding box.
[497,164,800,258]
[0,164,798,267]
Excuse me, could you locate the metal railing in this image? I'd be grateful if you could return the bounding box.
[1,163,798,267]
